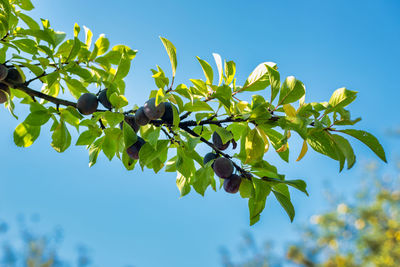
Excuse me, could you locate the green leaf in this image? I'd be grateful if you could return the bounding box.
[196,56,213,85]
[165,156,177,172]
[214,84,232,109]
[84,26,93,48]
[151,66,169,89]
[18,13,40,30]
[176,147,195,178]
[278,76,306,105]
[73,23,80,37]
[212,53,223,86]
[190,79,208,95]
[328,88,357,110]
[122,149,136,170]
[19,29,55,46]
[103,111,124,128]
[192,165,214,196]
[248,179,271,225]
[90,34,110,59]
[331,134,356,169]
[113,49,132,82]
[242,62,276,92]
[76,130,101,146]
[224,60,236,85]
[285,179,308,196]
[24,110,51,126]
[102,128,121,160]
[88,137,103,167]
[183,100,214,112]
[245,128,265,164]
[259,127,289,162]
[12,39,37,54]
[338,129,386,163]
[13,122,40,147]
[239,179,255,198]
[160,36,177,77]
[65,78,89,99]
[109,93,129,109]
[172,104,180,129]
[176,172,191,197]
[123,121,137,148]
[266,65,280,102]
[262,177,309,196]
[307,130,340,161]
[51,121,71,153]
[66,37,81,62]
[272,189,295,222]
[18,0,34,11]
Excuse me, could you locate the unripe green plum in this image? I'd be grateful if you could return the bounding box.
[143,97,165,120]
[5,68,24,84]
[203,152,218,165]
[77,93,98,115]
[0,83,10,103]
[120,114,140,133]
[223,174,242,193]
[135,107,150,126]
[213,157,234,178]
[161,102,175,124]
[126,137,146,160]
[212,131,230,151]
[98,89,112,110]
[0,65,8,81]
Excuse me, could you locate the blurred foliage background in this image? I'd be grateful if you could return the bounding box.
[3,158,399,267]
[220,159,400,267]
[0,215,91,267]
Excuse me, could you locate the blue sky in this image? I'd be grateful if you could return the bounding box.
[1,0,400,266]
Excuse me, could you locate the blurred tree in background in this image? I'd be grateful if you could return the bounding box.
[0,216,91,267]
[221,161,400,267]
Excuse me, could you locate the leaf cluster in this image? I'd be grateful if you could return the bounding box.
[0,0,386,225]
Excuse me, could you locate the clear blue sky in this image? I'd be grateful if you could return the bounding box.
[1,0,400,266]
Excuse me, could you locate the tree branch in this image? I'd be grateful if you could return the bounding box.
[13,83,78,108]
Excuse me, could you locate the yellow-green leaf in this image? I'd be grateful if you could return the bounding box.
[296,140,308,162]
[160,37,177,77]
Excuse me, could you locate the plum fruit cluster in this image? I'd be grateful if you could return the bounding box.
[77,89,113,115]
[202,132,243,194]
[124,98,175,160]
[135,97,165,126]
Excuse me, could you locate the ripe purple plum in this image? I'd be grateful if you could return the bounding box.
[143,97,165,120]
[161,102,175,124]
[213,157,234,178]
[5,68,24,84]
[0,65,8,81]
[135,107,150,126]
[223,174,242,193]
[98,89,112,110]
[0,83,10,103]
[77,93,98,115]
[120,114,140,133]
[212,131,230,151]
[126,137,146,160]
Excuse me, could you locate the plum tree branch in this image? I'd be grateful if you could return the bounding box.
[12,83,78,108]
[8,83,108,112]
